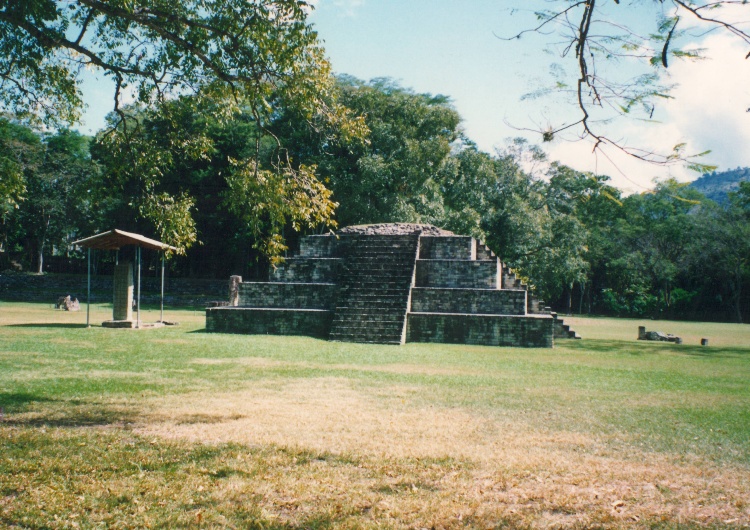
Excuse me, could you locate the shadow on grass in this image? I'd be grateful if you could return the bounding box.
[0,392,54,412]
[6,323,87,329]
[1,392,137,428]
[566,338,749,358]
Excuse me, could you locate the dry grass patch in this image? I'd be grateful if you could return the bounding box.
[132,377,750,527]
[3,306,750,528]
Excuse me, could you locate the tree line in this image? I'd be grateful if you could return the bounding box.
[1,76,748,322]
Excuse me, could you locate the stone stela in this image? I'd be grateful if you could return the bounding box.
[103,261,137,328]
[206,224,579,348]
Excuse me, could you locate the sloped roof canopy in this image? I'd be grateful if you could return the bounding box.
[72,229,177,252]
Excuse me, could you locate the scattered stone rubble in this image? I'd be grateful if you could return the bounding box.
[55,295,80,311]
[638,326,682,344]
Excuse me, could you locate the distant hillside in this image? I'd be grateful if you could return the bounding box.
[690,167,750,204]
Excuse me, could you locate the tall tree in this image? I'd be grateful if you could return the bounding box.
[0,119,38,263]
[17,129,99,273]
[275,76,461,227]
[1,0,362,263]
[92,96,339,274]
[0,0,337,128]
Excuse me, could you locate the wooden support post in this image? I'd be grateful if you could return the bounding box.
[86,248,91,328]
[160,253,165,322]
[136,246,141,329]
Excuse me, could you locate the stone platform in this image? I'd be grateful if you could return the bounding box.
[206,224,578,347]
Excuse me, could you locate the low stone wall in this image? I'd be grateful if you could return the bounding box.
[299,235,336,257]
[0,272,226,307]
[239,282,337,309]
[206,307,333,338]
[475,243,494,260]
[410,287,526,315]
[415,260,500,289]
[419,236,474,260]
[271,258,340,283]
[406,313,554,348]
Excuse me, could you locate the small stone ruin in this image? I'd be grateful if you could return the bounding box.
[638,326,682,344]
[206,223,579,348]
[55,295,80,311]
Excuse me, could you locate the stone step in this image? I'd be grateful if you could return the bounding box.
[330,334,402,342]
[329,234,418,344]
[341,263,414,269]
[331,324,405,333]
[338,285,410,292]
[330,323,404,333]
[331,309,407,320]
[333,301,407,310]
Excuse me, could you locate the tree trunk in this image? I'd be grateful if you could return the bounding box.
[732,265,743,324]
[37,245,44,274]
[578,282,585,315]
[566,283,573,315]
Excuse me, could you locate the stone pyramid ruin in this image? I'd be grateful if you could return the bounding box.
[206,223,579,347]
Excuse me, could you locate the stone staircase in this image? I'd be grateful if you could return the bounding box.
[329,235,420,344]
[551,311,581,339]
[503,266,580,339]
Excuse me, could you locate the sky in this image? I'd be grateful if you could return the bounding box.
[77,0,750,193]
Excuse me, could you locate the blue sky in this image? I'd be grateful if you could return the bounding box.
[305,0,750,192]
[76,0,750,193]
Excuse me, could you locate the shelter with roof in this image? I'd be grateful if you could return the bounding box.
[72,230,177,328]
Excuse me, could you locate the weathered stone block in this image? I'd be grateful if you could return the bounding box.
[419,236,475,260]
[229,275,242,306]
[299,235,336,257]
[410,287,526,315]
[206,307,333,338]
[415,259,500,289]
[238,282,337,309]
[113,262,133,321]
[271,258,340,283]
[406,313,554,348]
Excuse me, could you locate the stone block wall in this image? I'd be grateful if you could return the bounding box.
[239,282,337,309]
[270,258,340,283]
[299,235,336,257]
[206,307,332,338]
[419,236,474,260]
[406,313,553,348]
[410,287,526,315]
[475,243,495,260]
[205,223,572,347]
[415,259,500,289]
[0,272,226,306]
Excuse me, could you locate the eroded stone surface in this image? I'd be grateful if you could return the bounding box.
[337,223,453,236]
[207,223,578,347]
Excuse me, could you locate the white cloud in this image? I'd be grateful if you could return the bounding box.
[328,0,365,17]
[544,33,750,192]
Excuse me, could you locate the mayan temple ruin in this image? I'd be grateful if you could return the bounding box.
[206,224,579,347]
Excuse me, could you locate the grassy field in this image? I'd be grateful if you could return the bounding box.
[1,302,749,529]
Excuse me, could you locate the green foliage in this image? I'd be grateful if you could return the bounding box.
[224,160,336,266]
[291,76,461,226]
[0,124,99,271]
[92,93,341,265]
[0,120,38,229]
[0,0,334,128]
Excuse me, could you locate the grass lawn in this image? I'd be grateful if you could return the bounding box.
[1,301,749,528]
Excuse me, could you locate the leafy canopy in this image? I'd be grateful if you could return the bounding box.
[0,0,334,128]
